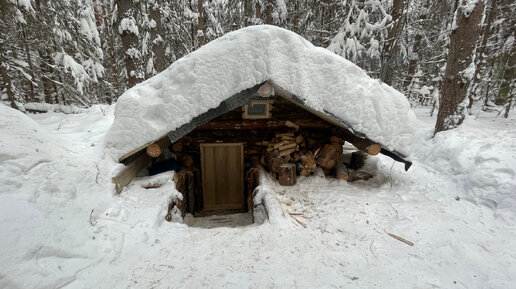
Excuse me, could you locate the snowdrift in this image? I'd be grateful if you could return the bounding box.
[105,25,416,160]
[0,104,59,174]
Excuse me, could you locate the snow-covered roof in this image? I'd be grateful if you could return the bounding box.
[105,25,416,162]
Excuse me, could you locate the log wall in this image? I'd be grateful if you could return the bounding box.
[176,96,336,213]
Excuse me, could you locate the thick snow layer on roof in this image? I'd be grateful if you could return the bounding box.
[105,25,416,160]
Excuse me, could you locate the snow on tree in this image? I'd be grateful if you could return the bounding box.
[115,0,144,88]
[328,0,392,79]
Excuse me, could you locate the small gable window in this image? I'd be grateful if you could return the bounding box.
[242,100,272,119]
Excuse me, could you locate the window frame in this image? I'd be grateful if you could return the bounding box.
[242,100,272,119]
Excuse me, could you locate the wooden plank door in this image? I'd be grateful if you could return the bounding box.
[200,143,244,211]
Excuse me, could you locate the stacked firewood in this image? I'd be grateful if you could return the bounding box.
[258,120,373,186]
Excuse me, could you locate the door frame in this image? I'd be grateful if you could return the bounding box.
[200,143,244,212]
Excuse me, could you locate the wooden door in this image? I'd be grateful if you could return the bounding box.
[200,143,244,211]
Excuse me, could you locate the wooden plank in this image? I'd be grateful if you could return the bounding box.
[201,144,214,209]
[214,146,227,205]
[206,146,216,208]
[237,144,244,206]
[112,153,152,194]
[227,145,240,205]
[200,145,207,208]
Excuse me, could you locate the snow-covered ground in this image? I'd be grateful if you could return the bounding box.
[1,103,515,288]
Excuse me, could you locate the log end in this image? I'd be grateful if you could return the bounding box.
[147,143,162,158]
[172,141,183,152]
[279,163,296,186]
[300,169,311,177]
[337,173,349,181]
[366,144,381,155]
[258,82,274,97]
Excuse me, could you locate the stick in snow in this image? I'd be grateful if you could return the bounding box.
[286,210,303,215]
[89,209,97,226]
[387,233,414,246]
[286,210,312,220]
[293,217,307,228]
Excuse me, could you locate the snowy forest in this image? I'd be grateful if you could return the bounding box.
[1,0,514,120]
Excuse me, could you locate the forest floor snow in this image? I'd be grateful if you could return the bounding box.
[0,104,515,288]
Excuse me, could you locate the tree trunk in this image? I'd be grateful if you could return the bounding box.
[188,1,195,49]
[38,48,55,104]
[150,0,166,72]
[0,43,17,109]
[496,32,515,105]
[468,0,497,109]
[244,0,251,26]
[197,0,205,47]
[255,1,262,20]
[434,1,484,134]
[292,2,300,33]
[101,0,119,101]
[404,7,427,90]
[115,0,140,88]
[20,26,36,101]
[504,93,514,118]
[265,0,273,24]
[380,0,405,85]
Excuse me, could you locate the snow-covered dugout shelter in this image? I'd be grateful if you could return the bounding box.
[106,25,416,217]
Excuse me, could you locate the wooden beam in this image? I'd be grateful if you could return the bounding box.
[146,143,162,157]
[118,134,170,163]
[196,119,331,130]
[146,136,172,158]
[334,127,382,156]
[347,137,381,156]
[258,81,274,97]
[112,153,152,194]
[285,120,299,131]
